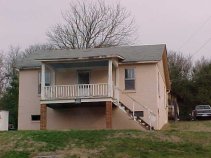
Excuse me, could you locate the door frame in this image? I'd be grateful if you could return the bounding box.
[77,70,91,84]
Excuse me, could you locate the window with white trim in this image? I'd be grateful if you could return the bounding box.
[125,68,135,90]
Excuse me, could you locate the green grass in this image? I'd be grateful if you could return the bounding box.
[0,121,211,158]
[1,151,29,158]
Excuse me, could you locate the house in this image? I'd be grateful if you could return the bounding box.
[17,44,171,130]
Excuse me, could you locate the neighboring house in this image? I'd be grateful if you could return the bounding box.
[17,44,171,130]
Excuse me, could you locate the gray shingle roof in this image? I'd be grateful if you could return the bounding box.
[17,44,166,69]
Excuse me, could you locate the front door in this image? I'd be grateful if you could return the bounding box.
[78,71,90,97]
[78,71,90,84]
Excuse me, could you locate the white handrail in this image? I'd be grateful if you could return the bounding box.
[43,83,109,100]
[114,86,156,116]
[113,86,157,129]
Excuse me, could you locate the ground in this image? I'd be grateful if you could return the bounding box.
[0,121,211,158]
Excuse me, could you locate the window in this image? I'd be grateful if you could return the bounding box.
[125,68,135,90]
[78,71,90,84]
[31,115,40,121]
[38,71,51,94]
[45,71,51,86]
[38,72,41,94]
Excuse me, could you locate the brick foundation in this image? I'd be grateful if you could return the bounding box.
[40,104,47,130]
[106,101,112,129]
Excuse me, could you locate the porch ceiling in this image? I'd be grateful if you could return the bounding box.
[48,60,108,69]
[47,102,106,109]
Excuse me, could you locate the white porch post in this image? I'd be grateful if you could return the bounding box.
[112,59,119,101]
[115,67,119,102]
[41,63,46,99]
[108,60,113,97]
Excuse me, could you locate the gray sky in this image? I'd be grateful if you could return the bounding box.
[1,0,211,60]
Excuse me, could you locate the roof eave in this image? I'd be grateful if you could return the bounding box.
[119,60,159,65]
[35,54,125,62]
[17,66,41,70]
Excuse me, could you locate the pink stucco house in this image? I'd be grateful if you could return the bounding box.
[17,44,170,130]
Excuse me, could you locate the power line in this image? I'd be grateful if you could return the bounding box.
[178,15,211,51]
[190,38,211,57]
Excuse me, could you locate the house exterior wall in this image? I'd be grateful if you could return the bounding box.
[156,60,169,129]
[18,67,116,130]
[55,69,76,85]
[18,60,168,130]
[47,105,106,130]
[55,67,113,85]
[18,69,41,130]
[47,104,141,130]
[118,63,159,129]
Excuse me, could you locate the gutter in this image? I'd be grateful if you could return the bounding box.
[35,54,125,62]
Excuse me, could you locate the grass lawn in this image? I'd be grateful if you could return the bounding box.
[0,121,211,158]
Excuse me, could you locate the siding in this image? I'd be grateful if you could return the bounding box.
[18,69,40,130]
[118,63,158,128]
[156,60,168,129]
[18,60,168,130]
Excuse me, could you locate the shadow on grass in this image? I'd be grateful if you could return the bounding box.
[1,151,29,158]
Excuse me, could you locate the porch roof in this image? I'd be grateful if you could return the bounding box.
[17,44,166,69]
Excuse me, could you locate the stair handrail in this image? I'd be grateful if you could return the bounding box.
[113,86,156,117]
[114,86,157,130]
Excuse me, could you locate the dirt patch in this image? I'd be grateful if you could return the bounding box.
[107,131,147,139]
[64,148,103,158]
[33,147,105,158]
[152,133,182,143]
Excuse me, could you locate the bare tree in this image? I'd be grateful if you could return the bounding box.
[24,43,55,57]
[168,51,193,80]
[47,0,136,49]
[0,52,6,96]
[193,56,211,74]
[0,46,22,97]
[5,46,22,78]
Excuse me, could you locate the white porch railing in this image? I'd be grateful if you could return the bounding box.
[42,83,109,100]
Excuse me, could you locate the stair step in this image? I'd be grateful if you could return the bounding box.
[125,109,130,113]
[117,102,153,131]
[137,119,142,123]
[141,122,146,126]
[113,100,119,105]
[118,106,127,113]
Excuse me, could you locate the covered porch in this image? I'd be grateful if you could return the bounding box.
[38,56,121,130]
[40,58,120,104]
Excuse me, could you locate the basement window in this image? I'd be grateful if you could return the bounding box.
[31,115,40,121]
[125,68,135,90]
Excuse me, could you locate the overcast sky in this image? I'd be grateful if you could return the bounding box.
[1,0,211,60]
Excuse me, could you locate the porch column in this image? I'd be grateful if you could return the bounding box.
[106,101,112,129]
[108,60,113,97]
[41,63,46,99]
[115,67,120,102]
[40,104,47,130]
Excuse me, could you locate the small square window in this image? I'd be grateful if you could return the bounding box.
[31,115,40,121]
